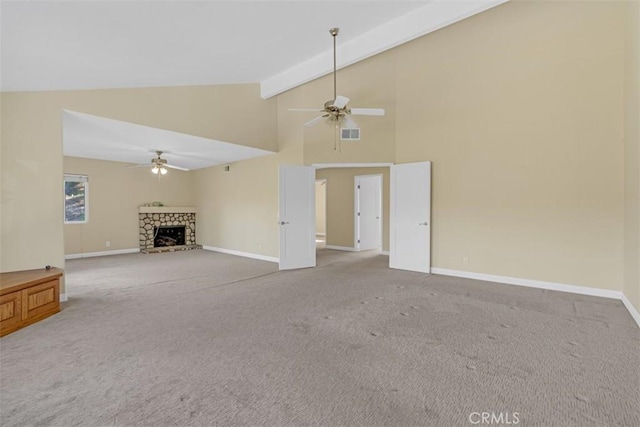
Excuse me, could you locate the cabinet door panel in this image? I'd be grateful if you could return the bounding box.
[22,279,60,322]
[0,291,23,335]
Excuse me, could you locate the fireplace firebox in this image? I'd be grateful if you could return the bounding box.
[154,225,186,247]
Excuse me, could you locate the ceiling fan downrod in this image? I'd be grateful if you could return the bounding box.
[330,27,339,102]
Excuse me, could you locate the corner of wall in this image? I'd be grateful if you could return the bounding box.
[623,0,640,314]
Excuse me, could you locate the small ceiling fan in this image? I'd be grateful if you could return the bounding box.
[127,150,189,177]
[289,28,385,147]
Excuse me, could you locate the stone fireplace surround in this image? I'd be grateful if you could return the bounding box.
[138,207,197,252]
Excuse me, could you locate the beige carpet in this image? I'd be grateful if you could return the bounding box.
[1,249,638,426]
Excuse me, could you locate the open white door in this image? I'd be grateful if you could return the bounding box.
[390,161,431,273]
[279,165,316,270]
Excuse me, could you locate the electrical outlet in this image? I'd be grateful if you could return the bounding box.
[105,241,111,248]
[463,256,469,266]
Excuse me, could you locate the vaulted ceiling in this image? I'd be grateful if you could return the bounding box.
[1,0,507,97]
[2,0,507,168]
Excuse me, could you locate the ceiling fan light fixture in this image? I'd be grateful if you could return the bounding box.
[160,167,168,175]
[151,166,160,174]
[288,27,385,151]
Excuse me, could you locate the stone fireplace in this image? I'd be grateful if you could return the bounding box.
[138,207,199,253]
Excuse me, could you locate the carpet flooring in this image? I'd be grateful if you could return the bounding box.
[1,249,638,426]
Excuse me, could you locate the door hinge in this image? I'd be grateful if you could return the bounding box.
[358,239,360,243]
[357,212,360,216]
[357,185,360,189]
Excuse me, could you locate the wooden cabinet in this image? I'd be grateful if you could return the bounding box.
[0,267,62,337]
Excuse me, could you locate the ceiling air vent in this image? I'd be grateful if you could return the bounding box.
[340,128,360,141]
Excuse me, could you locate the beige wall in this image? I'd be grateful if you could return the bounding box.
[315,180,326,235]
[315,168,389,252]
[193,87,305,258]
[64,156,195,255]
[624,0,640,312]
[392,0,625,290]
[194,155,280,257]
[1,84,275,287]
[0,93,4,269]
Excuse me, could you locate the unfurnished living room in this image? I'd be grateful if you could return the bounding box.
[1,1,639,426]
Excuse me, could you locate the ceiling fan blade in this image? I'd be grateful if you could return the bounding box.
[289,108,324,112]
[125,164,152,168]
[333,95,350,109]
[165,164,190,171]
[303,115,327,127]
[342,115,359,129]
[350,108,385,116]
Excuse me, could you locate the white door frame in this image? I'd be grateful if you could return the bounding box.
[354,174,383,251]
[315,179,327,239]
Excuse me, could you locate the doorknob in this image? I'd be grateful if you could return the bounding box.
[418,222,429,226]
[279,221,290,225]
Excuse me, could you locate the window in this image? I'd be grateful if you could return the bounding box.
[64,174,88,223]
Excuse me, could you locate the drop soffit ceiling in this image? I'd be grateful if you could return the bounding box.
[63,110,274,170]
[1,0,509,98]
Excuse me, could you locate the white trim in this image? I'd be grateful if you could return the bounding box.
[431,267,640,328]
[313,163,393,169]
[60,293,68,302]
[202,246,278,263]
[380,251,390,256]
[325,245,357,252]
[431,267,622,300]
[620,293,640,328]
[315,233,326,237]
[65,248,139,260]
[261,0,509,98]
[354,177,359,250]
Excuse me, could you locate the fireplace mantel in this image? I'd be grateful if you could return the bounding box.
[138,206,196,214]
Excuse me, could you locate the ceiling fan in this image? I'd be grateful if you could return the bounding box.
[127,150,189,177]
[289,28,385,148]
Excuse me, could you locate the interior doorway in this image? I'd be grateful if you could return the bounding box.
[355,174,382,251]
[315,179,327,249]
[280,162,431,273]
[314,165,390,256]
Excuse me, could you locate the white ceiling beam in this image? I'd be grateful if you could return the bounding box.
[260,0,509,99]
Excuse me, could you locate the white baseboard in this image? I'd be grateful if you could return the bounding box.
[620,293,640,328]
[60,293,68,302]
[202,246,279,263]
[65,248,140,260]
[324,246,388,255]
[325,245,357,252]
[431,267,639,328]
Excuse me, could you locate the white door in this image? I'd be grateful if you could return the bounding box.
[390,162,431,273]
[279,165,316,270]
[356,175,382,251]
